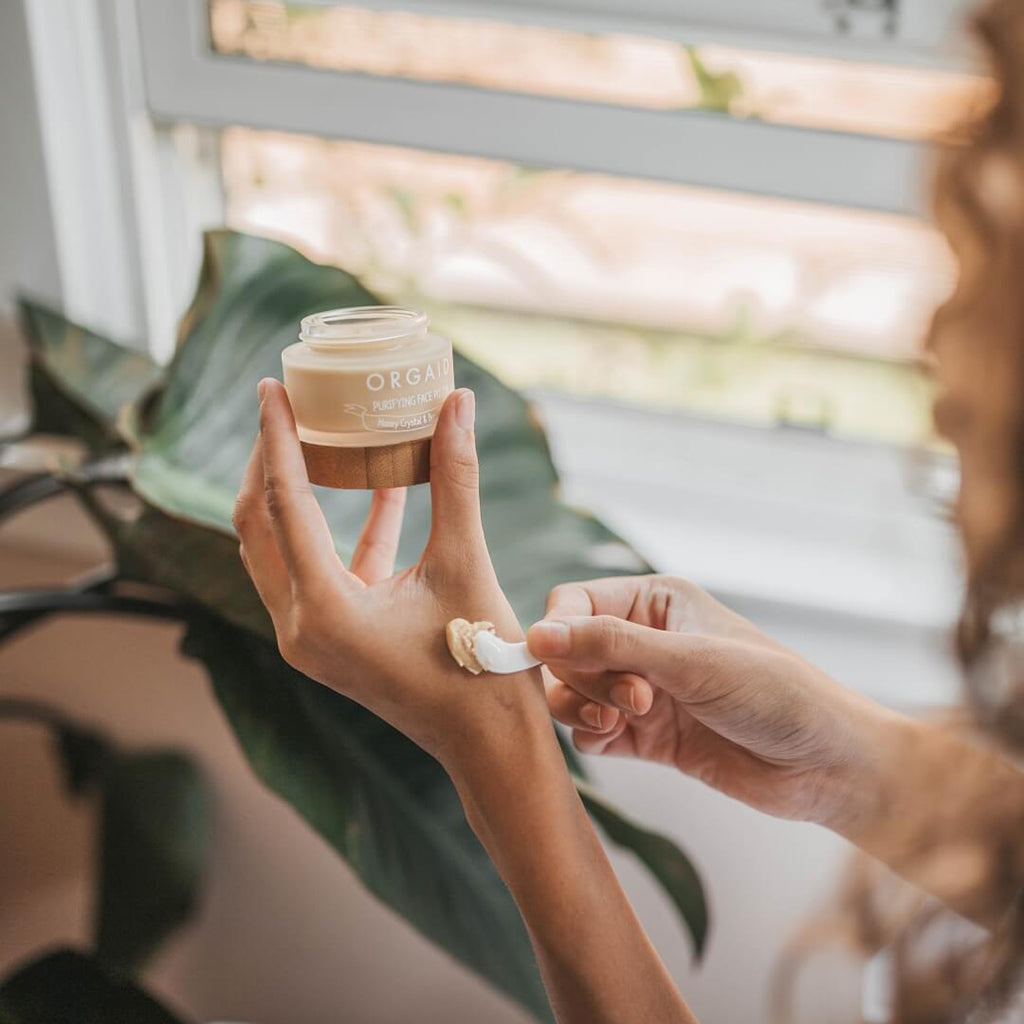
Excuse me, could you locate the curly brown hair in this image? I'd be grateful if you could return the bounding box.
[774,3,1024,1021]
[937,0,1024,727]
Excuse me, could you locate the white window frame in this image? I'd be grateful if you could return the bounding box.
[205,0,975,68]
[139,0,932,217]
[17,0,967,649]
[32,0,977,353]
[21,0,223,356]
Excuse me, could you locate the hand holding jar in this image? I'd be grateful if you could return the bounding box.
[232,377,549,765]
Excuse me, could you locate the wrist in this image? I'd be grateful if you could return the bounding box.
[821,704,919,841]
[441,678,577,848]
[436,668,557,782]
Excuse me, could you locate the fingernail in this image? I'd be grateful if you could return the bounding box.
[580,702,609,731]
[455,389,475,431]
[528,620,570,658]
[258,378,268,402]
[610,680,640,714]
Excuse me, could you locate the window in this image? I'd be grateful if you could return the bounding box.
[197,0,978,446]
[223,126,948,444]
[210,1,986,139]
[22,0,977,618]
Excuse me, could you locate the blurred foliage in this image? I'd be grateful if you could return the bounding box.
[0,700,207,1022]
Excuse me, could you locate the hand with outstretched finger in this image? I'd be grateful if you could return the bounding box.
[233,380,547,763]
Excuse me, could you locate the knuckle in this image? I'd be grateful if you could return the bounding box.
[275,612,305,667]
[651,574,691,597]
[353,538,387,567]
[425,533,491,582]
[231,497,253,536]
[291,606,321,642]
[658,576,704,629]
[263,474,311,521]
[590,615,631,658]
[670,576,703,605]
[648,577,683,626]
[276,610,319,670]
[546,582,576,612]
[276,629,299,668]
[546,682,577,718]
[439,448,479,491]
[263,478,285,521]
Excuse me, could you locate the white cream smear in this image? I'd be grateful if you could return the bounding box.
[445,618,543,675]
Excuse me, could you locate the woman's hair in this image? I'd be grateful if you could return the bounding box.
[940,0,1024,736]
[777,3,1024,1019]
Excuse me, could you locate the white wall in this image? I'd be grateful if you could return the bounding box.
[0,0,61,316]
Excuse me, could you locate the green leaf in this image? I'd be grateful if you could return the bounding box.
[576,781,708,959]
[180,614,553,1022]
[94,752,210,975]
[684,47,744,113]
[31,230,707,1008]
[126,230,644,627]
[0,949,188,1024]
[18,299,163,451]
[74,484,272,638]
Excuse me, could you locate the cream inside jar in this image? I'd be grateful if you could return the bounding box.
[282,307,454,488]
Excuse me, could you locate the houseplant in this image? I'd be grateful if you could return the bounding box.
[0,230,706,1022]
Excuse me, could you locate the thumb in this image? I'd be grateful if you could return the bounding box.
[425,389,489,565]
[527,614,689,677]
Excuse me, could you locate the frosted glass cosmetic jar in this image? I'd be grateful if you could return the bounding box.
[282,306,455,488]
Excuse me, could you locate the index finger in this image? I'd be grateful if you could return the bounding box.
[258,378,358,591]
[543,577,649,622]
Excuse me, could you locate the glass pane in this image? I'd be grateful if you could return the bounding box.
[221,126,950,446]
[209,0,988,139]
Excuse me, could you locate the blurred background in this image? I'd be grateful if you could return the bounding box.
[0,1,985,1021]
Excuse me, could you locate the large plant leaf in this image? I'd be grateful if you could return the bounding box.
[73,483,272,638]
[23,231,707,1013]
[124,230,643,627]
[94,752,209,975]
[180,614,553,1022]
[0,949,188,1024]
[17,299,163,451]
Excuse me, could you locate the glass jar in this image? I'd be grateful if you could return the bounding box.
[282,306,454,488]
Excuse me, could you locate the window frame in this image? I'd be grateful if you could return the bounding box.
[228,0,975,69]
[140,0,931,217]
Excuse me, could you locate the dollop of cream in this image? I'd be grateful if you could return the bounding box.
[445,618,495,675]
[445,618,543,675]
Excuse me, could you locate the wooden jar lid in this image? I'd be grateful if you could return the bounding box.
[300,438,432,489]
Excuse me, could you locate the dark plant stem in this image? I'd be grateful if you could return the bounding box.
[0,567,117,644]
[0,454,130,524]
[0,472,67,518]
[0,587,192,646]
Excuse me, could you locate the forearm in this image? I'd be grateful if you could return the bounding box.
[444,679,696,1024]
[838,711,1024,924]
